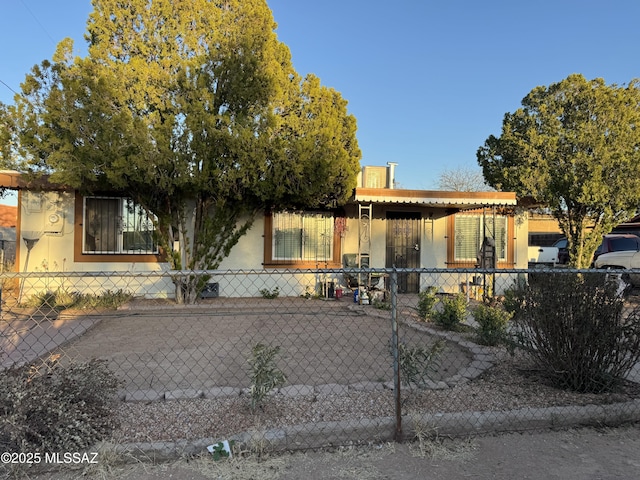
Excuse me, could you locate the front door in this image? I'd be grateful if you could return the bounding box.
[386,212,421,293]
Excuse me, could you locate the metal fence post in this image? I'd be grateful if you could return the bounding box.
[390,268,402,441]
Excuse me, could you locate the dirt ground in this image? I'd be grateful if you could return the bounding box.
[20,424,640,480]
[59,297,470,392]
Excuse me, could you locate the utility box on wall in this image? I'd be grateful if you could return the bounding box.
[201,282,219,298]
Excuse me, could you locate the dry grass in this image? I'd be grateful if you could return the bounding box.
[408,413,477,460]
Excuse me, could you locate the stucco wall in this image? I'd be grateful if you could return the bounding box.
[14,191,529,299]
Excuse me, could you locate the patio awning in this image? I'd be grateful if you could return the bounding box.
[0,171,69,191]
[353,188,517,210]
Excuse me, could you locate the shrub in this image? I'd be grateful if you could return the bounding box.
[73,289,133,309]
[432,293,467,330]
[372,299,391,310]
[247,344,286,410]
[0,356,121,454]
[23,290,60,309]
[501,282,526,318]
[473,304,512,346]
[22,288,132,310]
[416,286,438,320]
[393,339,445,390]
[512,272,640,393]
[259,287,279,299]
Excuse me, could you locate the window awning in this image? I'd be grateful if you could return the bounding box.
[353,188,517,209]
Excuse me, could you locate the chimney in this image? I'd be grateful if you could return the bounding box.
[387,162,397,189]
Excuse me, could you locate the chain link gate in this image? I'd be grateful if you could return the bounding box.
[1,267,640,453]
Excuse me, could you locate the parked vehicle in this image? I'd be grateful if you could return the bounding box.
[552,237,569,264]
[593,234,640,263]
[593,249,640,286]
[554,234,640,266]
[527,245,559,267]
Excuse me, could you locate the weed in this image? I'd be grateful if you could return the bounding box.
[392,339,445,390]
[74,289,133,309]
[300,286,321,299]
[409,414,476,460]
[208,440,234,461]
[259,287,280,299]
[22,288,132,310]
[247,344,286,410]
[372,297,391,310]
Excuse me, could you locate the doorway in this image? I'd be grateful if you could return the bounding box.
[385,212,421,293]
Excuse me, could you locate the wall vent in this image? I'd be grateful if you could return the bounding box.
[201,282,219,298]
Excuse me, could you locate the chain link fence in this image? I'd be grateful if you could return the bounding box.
[1,267,640,453]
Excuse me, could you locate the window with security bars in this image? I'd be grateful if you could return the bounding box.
[273,212,334,262]
[454,214,507,262]
[83,197,158,254]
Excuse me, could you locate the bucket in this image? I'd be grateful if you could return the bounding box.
[335,288,343,299]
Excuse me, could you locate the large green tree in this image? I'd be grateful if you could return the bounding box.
[13,0,361,301]
[478,74,640,268]
[0,101,22,199]
[0,101,22,169]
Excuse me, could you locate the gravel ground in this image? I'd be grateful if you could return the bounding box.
[111,349,640,444]
[36,292,640,446]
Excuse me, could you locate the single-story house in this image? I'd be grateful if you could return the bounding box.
[0,164,527,299]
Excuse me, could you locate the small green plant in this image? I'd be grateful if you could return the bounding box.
[259,287,279,299]
[373,297,391,310]
[416,286,438,320]
[392,339,445,389]
[473,304,512,346]
[247,343,286,410]
[432,293,467,330]
[300,286,321,299]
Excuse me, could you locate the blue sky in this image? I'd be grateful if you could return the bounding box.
[1,0,639,191]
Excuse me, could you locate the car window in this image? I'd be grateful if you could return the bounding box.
[610,238,640,251]
[553,239,567,249]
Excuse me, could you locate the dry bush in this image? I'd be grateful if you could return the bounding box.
[511,272,640,393]
[0,356,121,453]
